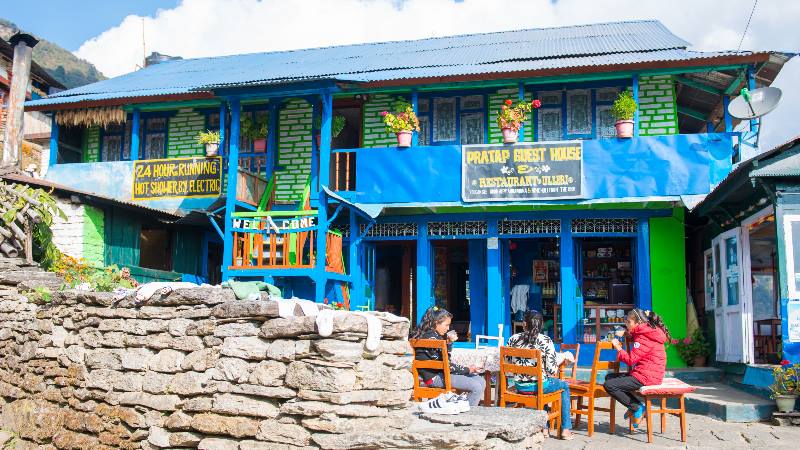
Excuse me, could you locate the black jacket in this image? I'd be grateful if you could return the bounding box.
[413,330,470,381]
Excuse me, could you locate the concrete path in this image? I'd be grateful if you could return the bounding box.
[542,398,800,449]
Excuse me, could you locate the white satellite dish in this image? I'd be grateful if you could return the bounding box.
[728,87,782,119]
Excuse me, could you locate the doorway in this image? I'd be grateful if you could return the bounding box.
[433,241,471,341]
[373,242,415,320]
[745,208,779,363]
[507,238,561,340]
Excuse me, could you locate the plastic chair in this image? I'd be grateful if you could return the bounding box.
[409,339,452,401]
[567,341,619,436]
[498,346,563,438]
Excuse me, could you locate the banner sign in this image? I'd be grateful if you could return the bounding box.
[462,142,583,202]
[232,216,317,234]
[132,157,222,200]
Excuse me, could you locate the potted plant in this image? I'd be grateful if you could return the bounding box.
[495,98,541,144]
[673,328,711,367]
[610,90,637,138]
[381,99,420,148]
[314,115,347,147]
[196,130,221,157]
[770,361,799,412]
[242,114,268,151]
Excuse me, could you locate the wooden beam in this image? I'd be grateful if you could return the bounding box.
[26,92,215,112]
[675,76,722,95]
[677,105,708,121]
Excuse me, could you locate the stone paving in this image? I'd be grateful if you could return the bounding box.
[543,398,800,449]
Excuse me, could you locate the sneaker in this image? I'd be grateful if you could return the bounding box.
[418,392,461,415]
[447,392,470,413]
[631,404,645,428]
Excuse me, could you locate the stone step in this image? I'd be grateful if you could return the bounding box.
[680,382,776,422]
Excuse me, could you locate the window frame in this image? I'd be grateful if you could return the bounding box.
[140,113,170,160]
[98,117,130,162]
[416,91,489,146]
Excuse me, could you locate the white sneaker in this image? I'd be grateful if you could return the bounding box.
[418,392,461,415]
[448,392,470,413]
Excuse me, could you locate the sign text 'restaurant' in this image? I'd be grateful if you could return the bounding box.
[462,142,583,202]
[132,157,222,200]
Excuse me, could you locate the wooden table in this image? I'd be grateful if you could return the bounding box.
[451,347,500,406]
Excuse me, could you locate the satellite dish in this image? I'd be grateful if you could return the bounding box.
[728,87,782,119]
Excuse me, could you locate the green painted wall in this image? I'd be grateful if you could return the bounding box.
[638,75,678,136]
[85,126,100,162]
[104,209,140,267]
[650,209,687,367]
[362,94,401,148]
[275,99,312,202]
[172,229,202,276]
[488,87,533,143]
[82,205,105,267]
[167,108,205,158]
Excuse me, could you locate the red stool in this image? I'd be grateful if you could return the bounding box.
[628,378,696,443]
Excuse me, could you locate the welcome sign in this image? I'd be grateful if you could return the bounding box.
[462,141,584,202]
[132,157,222,200]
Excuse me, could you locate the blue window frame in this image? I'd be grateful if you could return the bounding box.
[100,120,131,162]
[239,105,269,173]
[141,116,168,160]
[417,92,487,146]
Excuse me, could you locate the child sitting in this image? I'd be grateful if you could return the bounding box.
[605,308,670,427]
[507,310,575,440]
[411,306,485,407]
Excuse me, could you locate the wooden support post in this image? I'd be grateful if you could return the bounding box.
[632,74,640,138]
[311,101,320,197]
[130,108,140,161]
[411,89,419,147]
[348,212,361,309]
[486,219,503,339]
[219,101,227,156]
[559,219,577,343]
[315,90,333,302]
[636,218,652,310]
[48,114,58,168]
[517,82,525,141]
[266,102,279,180]
[416,222,431,325]
[747,65,758,133]
[723,96,733,132]
[221,99,241,280]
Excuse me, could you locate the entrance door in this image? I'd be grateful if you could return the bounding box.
[361,242,376,310]
[712,228,750,362]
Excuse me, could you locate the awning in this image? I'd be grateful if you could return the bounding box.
[322,187,380,220]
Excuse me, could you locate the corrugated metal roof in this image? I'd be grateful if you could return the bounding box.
[750,148,800,178]
[25,20,763,108]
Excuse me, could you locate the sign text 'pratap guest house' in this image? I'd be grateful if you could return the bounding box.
[462,141,584,202]
[132,157,222,200]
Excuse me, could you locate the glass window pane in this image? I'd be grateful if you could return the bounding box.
[705,252,715,309]
[596,105,615,139]
[726,236,739,306]
[207,113,220,130]
[461,95,483,110]
[538,91,562,105]
[102,135,122,162]
[714,243,722,308]
[418,116,429,146]
[538,108,562,142]
[792,221,800,292]
[418,99,430,114]
[460,112,484,145]
[567,89,591,135]
[145,133,165,160]
[147,117,167,131]
[122,122,132,160]
[433,98,456,142]
[596,88,620,103]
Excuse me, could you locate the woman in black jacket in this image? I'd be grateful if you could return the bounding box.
[411,306,485,406]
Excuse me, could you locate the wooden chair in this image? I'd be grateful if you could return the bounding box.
[557,343,580,381]
[409,339,452,401]
[498,346,563,437]
[567,341,619,436]
[627,378,693,443]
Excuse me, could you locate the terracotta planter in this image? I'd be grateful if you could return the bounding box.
[502,127,518,144]
[253,138,267,152]
[204,142,219,158]
[615,120,634,138]
[396,131,412,148]
[692,355,707,367]
[775,394,798,412]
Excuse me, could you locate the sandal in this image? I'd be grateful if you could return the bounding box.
[560,430,575,440]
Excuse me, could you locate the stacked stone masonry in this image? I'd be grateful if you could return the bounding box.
[637,75,678,136]
[0,257,545,449]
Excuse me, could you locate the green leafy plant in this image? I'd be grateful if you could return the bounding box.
[23,286,52,304]
[196,130,220,145]
[52,254,93,288]
[769,361,800,398]
[381,98,420,134]
[314,115,347,138]
[241,114,268,140]
[89,265,135,292]
[610,90,637,121]
[672,328,711,364]
[496,98,541,131]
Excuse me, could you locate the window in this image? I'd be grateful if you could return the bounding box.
[101,122,131,162]
[142,117,167,160]
[535,85,628,141]
[784,215,800,299]
[139,227,172,271]
[538,109,562,141]
[417,95,485,145]
[432,97,457,142]
[567,89,591,136]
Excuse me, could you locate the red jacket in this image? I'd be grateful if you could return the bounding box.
[617,323,667,386]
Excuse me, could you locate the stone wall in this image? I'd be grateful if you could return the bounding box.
[0,257,545,449]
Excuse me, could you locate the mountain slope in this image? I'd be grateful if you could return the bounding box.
[0,18,105,89]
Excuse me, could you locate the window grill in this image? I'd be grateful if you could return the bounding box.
[359,222,418,237]
[499,219,561,235]
[427,221,487,236]
[571,218,638,233]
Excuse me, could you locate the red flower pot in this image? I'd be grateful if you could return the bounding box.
[396,131,412,148]
[253,138,267,152]
[502,127,518,144]
[615,120,634,138]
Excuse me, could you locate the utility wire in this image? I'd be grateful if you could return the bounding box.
[736,0,759,54]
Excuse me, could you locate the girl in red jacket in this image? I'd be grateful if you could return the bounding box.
[604,308,671,427]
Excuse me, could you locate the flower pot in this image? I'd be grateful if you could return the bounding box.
[253,138,267,152]
[774,394,798,412]
[204,142,219,158]
[502,127,518,144]
[396,131,412,148]
[692,356,707,367]
[615,120,634,138]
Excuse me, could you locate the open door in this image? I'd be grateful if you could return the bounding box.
[361,242,376,310]
[712,228,750,362]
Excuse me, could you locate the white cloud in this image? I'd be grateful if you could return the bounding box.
[75,0,799,149]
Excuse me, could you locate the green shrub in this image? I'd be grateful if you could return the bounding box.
[610,90,637,121]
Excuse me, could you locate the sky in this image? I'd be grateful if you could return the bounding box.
[4,0,799,150]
